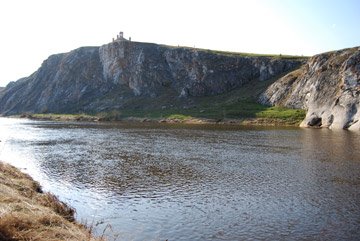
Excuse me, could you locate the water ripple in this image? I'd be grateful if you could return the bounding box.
[1,119,360,240]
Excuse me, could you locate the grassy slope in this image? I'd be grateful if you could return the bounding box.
[115,72,306,125]
[0,161,104,241]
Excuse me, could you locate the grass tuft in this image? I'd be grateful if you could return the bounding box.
[0,161,102,241]
[256,106,306,123]
[167,114,191,120]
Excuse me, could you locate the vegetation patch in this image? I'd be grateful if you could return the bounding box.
[167,114,191,120]
[256,106,306,123]
[106,72,307,125]
[0,161,115,241]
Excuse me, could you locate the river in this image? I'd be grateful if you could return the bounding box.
[0,117,359,240]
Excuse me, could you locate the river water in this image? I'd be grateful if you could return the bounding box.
[0,117,359,240]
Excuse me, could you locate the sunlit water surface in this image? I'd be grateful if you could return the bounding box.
[0,118,359,240]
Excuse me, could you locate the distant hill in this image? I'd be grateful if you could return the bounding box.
[1,39,359,130]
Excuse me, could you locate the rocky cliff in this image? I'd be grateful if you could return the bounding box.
[259,47,360,130]
[99,42,302,97]
[0,41,303,115]
[0,47,109,115]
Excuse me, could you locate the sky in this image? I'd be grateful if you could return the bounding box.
[0,0,359,87]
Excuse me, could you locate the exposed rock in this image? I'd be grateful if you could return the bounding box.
[259,47,360,130]
[0,47,111,115]
[99,41,302,97]
[0,41,303,116]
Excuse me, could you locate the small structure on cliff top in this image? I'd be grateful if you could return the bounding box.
[112,31,131,42]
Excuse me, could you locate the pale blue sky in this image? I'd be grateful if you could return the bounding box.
[0,0,359,87]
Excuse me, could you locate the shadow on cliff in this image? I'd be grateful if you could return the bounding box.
[97,73,306,124]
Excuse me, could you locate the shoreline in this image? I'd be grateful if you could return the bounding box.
[10,113,302,127]
[0,161,101,240]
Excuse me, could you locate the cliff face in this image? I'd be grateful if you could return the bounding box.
[259,47,360,130]
[99,41,301,97]
[0,41,302,115]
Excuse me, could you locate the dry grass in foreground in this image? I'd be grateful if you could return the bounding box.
[0,161,101,241]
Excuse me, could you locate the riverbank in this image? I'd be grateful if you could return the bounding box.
[12,112,304,126]
[0,161,100,241]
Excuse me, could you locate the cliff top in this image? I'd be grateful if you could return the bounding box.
[109,40,310,60]
[161,43,310,59]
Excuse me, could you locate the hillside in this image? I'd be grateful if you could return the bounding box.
[0,40,305,117]
[3,39,359,130]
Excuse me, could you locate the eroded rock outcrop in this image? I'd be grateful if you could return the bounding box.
[0,47,111,115]
[0,41,302,115]
[259,47,360,130]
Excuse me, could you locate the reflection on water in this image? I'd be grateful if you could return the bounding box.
[1,118,360,240]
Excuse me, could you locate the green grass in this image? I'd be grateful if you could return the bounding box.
[167,114,191,120]
[105,103,305,126]
[110,98,305,125]
[15,101,306,126]
[256,106,306,122]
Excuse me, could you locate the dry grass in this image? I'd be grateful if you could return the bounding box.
[0,161,101,241]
